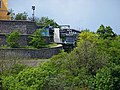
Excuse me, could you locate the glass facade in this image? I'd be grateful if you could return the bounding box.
[42,28,49,36]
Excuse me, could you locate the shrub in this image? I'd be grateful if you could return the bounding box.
[29,29,45,49]
[91,65,120,90]
[7,64,27,75]
[6,31,20,48]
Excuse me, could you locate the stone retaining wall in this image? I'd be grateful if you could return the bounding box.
[0,34,28,46]
[0,34,50,46]
[0,46,62,59]
[0,20,36,34]
[0,20,50,46]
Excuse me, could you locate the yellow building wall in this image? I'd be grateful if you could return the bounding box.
[0,0,10,20]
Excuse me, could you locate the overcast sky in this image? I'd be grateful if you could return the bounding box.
[8,0,120,34]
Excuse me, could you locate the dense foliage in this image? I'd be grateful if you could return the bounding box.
[29,29,45,48]
[1,25,120,90]
[97,24,116,39]
[6,31,20,48]
[37,17,59,28]
[92,65,120,90]
[15,12,28,20]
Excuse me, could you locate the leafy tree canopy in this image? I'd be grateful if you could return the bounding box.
[6,31,20,48]
[92,65,120,90]
[14,12,28,20]
[37,17,59,28]
[29,29,45,49]
[97,24,116,39]
[2,28,120,90]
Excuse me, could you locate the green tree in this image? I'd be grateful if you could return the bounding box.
[103,36,120,64]
[6,31,20,48]
[68,31,109,76]
[94,35,120,65]
[77,31,99,47]
[3,31,119,90]
[92,65,120,90]
[29,29,45,48]
[97,24,116,39]
[15,12,28,20]
[37,17,59,28]
[2,52,67,90]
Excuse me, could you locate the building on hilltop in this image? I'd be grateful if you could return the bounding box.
[0,0,80,50]
[0,0,10,20]
[36,25,80,47]
[37,25,80,52]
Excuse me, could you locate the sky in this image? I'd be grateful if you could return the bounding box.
[8,0,120,34]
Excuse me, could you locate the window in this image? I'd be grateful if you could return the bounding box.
[0,0,2,8]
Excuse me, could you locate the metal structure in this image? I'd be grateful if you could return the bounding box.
[32,5,35,21]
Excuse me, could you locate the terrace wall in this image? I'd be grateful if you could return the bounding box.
[0,20,36,34]
[0,46,62,59]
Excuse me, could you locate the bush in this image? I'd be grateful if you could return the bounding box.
[2,52,67,90]
[91,65,120,90]
[29,29,45,48]
[6,31,20,48]
[2,31,120,90]
[7,64,27,75]
[2,64,28,90]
